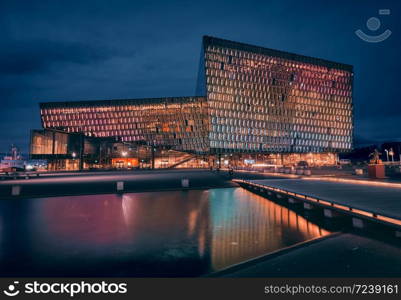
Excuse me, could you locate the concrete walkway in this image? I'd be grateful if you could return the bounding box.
[251,179,401,221]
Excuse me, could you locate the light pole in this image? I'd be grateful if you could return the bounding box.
[384,149,389,162]
[397,145,401,165]
[389,148,394,163]
[71,152,77,171]
[121,151,128,169]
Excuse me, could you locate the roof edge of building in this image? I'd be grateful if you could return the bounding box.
[202,35,353,72]
[39,96,206,108]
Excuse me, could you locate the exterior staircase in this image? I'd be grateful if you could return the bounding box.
[167,154,194,169]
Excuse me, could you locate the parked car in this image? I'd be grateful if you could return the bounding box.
[339,159,351,165]
[297,161,309,168]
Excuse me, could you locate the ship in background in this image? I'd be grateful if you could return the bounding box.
[0,145,47,172]
[0,145,25,171]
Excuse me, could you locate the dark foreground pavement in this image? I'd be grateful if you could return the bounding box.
[212,232,401,277]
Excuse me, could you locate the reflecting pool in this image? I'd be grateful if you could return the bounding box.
[0,188,330,276]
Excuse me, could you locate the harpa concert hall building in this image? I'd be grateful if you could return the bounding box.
[31,36,353,170]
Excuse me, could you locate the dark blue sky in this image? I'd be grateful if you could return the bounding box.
[0,0,400,153]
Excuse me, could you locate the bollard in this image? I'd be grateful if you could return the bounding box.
[352,217,365,229]
[303,202,314,210]
[324,208,341,218]
[288,197,300,204]
[11,185,21,196]
[116,181,124,192]
[181,178,189,188]
[324,209,333,218]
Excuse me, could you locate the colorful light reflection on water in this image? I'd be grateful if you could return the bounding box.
[0,188,330,276]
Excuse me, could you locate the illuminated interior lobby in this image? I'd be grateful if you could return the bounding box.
[30,36,353,170]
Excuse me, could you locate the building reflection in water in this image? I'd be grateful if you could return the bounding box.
[0,188,330,276]
[208,188,330,271]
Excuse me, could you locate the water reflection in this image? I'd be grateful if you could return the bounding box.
[208,188,329,270]
[0,188,330,276]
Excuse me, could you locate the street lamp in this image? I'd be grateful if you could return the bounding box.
[122,151,128,157]
[389,148,394,163]
[72,152,76,159]
[384,149,389,162]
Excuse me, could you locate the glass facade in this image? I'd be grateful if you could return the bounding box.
[197,36,353,154]
[30,130,69,155]
[40,97,209,154]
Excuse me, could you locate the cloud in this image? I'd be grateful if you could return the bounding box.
[0,39,116,75]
